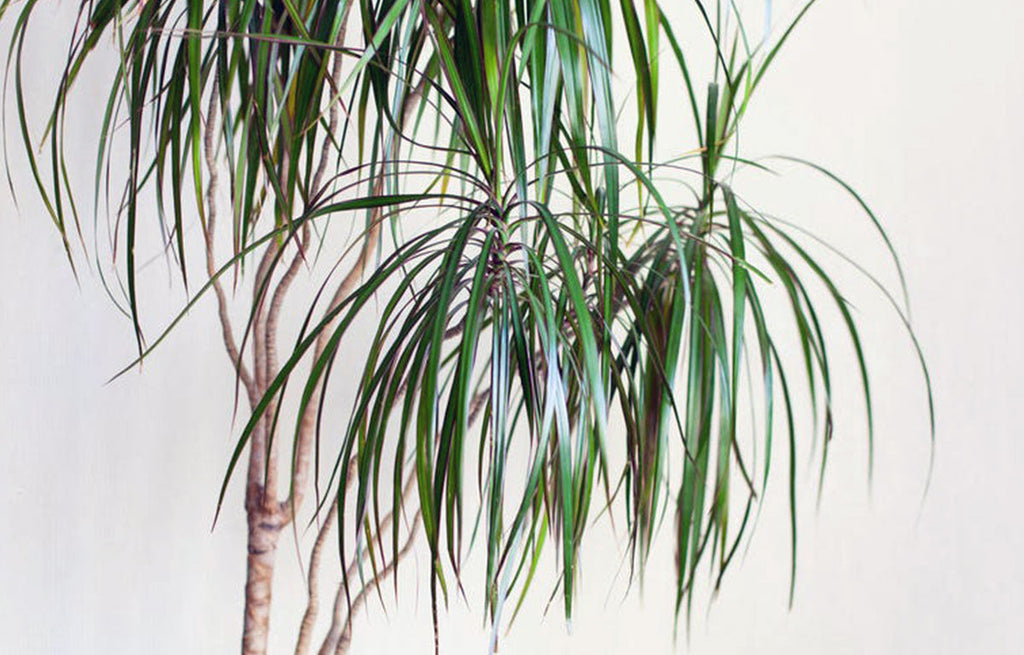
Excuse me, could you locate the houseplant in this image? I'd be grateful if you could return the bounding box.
[0,0,932,653]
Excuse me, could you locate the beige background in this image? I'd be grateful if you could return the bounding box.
[2,1,1022,653]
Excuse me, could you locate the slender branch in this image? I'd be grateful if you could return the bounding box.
[310,2,353,199]
[203,79,257,409]
[267,6,353,512]
[293,494,338,655]
[265,223,309,394]
[295,347,485,654]
[294,455,359,655]
[333,514,422,655]
[287,74,428,516]
[317,471,421,655]
[249,237,282,508]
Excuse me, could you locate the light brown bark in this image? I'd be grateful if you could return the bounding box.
[242,508,284,655]
[201,17,427,652]
[204,84,286,655]
[287,74,428,517]
[320,512,421,655]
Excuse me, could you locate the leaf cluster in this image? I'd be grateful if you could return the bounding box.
[1,0,933,645]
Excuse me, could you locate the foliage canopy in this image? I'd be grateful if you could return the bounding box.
[1,0,932,648]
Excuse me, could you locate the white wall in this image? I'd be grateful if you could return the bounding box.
[2,1,1022,653]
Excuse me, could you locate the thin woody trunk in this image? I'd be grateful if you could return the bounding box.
[228,28,421,652]
[240,395,285,655]
[242,507,283,655]
[238,220,283,653]
[202,80,286,655]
